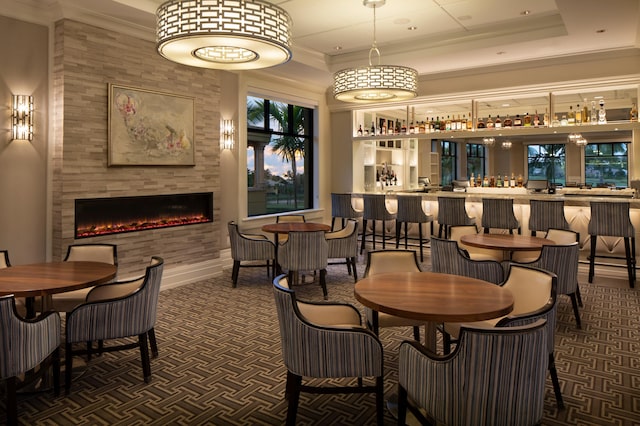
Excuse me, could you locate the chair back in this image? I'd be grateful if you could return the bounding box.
[66,257,164,343]
[481,198,519,231]
[326,219,358,258]
[364,250,420,277]
[437,197,473,227]
[0,295,61,378]
[396,195,429,223]
[529,199,570,234]
[279,231,328,271]
[588,201,634,237]
[0,250,10,268]
[399,319,548,425]
[276,214,306,223]
[546,228,579,245]
[449,225,502,261]
[228,221,275,261]
[363,194,395,221]
[64,244,118,266]
[516,243,579,296]
[430,238,504,284]
[331,193,361,218]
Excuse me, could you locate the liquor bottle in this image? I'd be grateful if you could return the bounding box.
[591,101,598,125]
[395,121,401,134]
[461,114,467,130]
[470,173,475,187]
[630,103,638,122]
[401,120,407,134]
[551,114,560,127]
[575,104,582,123]
[567,106,575,125]
[544,108,549,127]
[582,100,589,124]
[440,117,446,131]
[467,113,473,130]
[357,125,363,136]
[477,117,486,129]
[445,116,452,131]
[490,175,495,187]
[496,174,503,187]
[517,174,524,187]
[560,115,568,126]
[598,100,607,124]
[457,114,463,130]
[510,172,516,188]
[523,112,532,127]
[409,122,415,134]
[418,121,426,133]
[476,174,482,187]
[371,122,376,136]
[486,114,494,129]
[381,121,387,134]
[513,114,522,127]
[451,115,458,131]
[533,110,540,127]
[503,114,512,128]
[483,175,489,187]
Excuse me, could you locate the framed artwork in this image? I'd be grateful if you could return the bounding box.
[108,84,195,166]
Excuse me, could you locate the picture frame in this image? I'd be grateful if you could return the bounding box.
[108,84,195,166]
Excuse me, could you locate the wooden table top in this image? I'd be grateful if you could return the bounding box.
[460,234,554,251]
[354,271,514,323]
[0,261,117,298]
[262,222,331,234]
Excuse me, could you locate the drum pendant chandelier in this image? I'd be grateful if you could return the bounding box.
[333,0,418,103]
[156,0,292,70]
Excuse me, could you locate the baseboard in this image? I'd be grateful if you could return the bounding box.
[160,249,233,291]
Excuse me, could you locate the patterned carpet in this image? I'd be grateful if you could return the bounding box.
[5,246,640,425]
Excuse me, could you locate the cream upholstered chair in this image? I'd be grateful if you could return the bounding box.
[512,226,580,262]
[0,250,9,268]
[360,194,396,254]
[430,237,504,284]
[275,214,306,243]
[325,219,359,282]
[449,225,503,261]
[395,195,433,262]
[278,230,329,299]
[0,295,61,424]
[0,250,33,318]
[228,221,276,287]
[528,199,570,236]
[51,243,118,313]
[481,198,521,234]
[441,264,563,408]
[363,250,425,341]
[272,275,384,426]
[437,196,475,239]
[64,257,164,394]
[330,193,363,231]
[398,319,548,426]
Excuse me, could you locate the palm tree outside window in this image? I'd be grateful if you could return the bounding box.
[527,144,566,186]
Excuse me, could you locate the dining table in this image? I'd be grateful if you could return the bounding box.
[354,271,514,352]
[262,222,332,274]
[460,233,554,260]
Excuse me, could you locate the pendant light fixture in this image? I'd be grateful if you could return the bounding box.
[333,0,418,103]
[156,0,292,70]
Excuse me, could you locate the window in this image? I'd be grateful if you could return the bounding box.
[246,96,314,217]
[584,142,628,187]
[466,143,486,179]
[439,140,458,185]
[527,144,566,186]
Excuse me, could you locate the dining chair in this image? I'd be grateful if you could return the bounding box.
[511,226,580,262]
[276,214,306,243]
[0,295,61,424]
[278,230,329,299]
[448,225,503,261]
[272,275,384,426]
[481,198,521,234]
[528,198,570,236]
[394,195,433,262]
[228,221,276,287]
[325,219,359,282]
[398,319,548,426]
[64,256,164,394]
[360,194,396,254]
[436,196,475,239]
[330,193,363,231]
[0,250,33,318]
[363,250,424,341]
[51,243,118,313]
[430,237,504,284]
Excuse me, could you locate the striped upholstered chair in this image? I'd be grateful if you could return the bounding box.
[395,195,433,262]
[272,275,384,426]
[330,193,363,231]
[528,199,570,236]
[449,225,503,261]
[481,198,521,234]
[228,221,276,287]
[325,219,359,282]
[437,196,475,239]
[430,237,504,284]
[64,257,164,394]
[0,295,61,424]
[278,230,329,299]
[398,319,548,426]
[360,194,396,254]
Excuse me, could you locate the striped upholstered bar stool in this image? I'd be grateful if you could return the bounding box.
[481,198,521,234]
[528,199,571,237]
[588,201,636,288]
[330,193,363,231]
[360,194,396,255]
[395,195,433,262]
[437,196,475,239]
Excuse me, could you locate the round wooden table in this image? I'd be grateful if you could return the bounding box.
[354,271,514,351]
[460,234,554,259]
[0,261,118,311]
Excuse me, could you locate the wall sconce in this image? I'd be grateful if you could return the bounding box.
[11,94,33,141]
[220,119,234,150]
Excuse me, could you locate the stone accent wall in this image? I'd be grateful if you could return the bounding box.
[52,19,220,276]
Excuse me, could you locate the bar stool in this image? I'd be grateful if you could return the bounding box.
[437,196,475,239]
[360,194,396,254]
[481,198,521,234]
[588,201,636,288]
[330,193,363,231]
[395,195,434,262]
[528,199,570,237]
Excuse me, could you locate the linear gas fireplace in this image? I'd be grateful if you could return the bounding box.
[75,192,213,239]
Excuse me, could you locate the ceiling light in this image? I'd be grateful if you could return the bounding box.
[501,140,513,149]
[333,0,417,103]
[156,0,292,70]
[482,137,495,146]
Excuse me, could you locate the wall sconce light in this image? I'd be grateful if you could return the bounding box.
[220,119,234,150]
[11,94,33,141]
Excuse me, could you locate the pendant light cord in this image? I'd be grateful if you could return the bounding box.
[368,4,381,66]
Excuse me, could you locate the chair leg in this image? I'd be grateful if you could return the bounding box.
[65,342,73,395]
[360,219,368,255]
[331,216,337,231]
[395,221,401,249]
[588,235,597,283]
[381,221,385,249]
[442,332,452,355]
[484,227,489,234]
[320,269,328,300]
[404,222,409,249]
[418,223,424,262]
[231,260,241,288]
[6,376,17,425]
[576,285,584,307]
[397,383,408,426]
[375,376,384,426]
[86,341,93,361]
[373,221,378,250]
[139,333,152,384]
[624,237,634,288]
[569,293,582,329]
[351,257,358,282]
[549,353,564,409]
[52,347,61,397]
[412,326,420,342]
[148,328,159,358]
[286,371,302,426]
